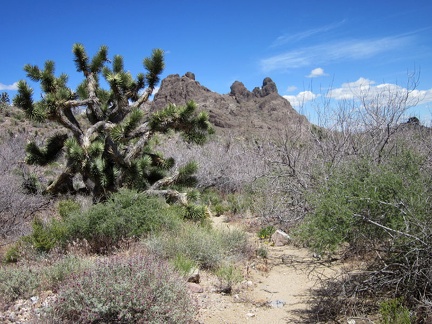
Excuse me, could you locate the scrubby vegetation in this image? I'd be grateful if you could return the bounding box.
[44,254,195,324]
[1,45,431,322]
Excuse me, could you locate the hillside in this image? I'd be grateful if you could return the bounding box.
[151,72,309,137]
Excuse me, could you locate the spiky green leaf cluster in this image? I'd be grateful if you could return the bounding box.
[64,138,85,170]
[26,134,68,166]
[73,44,108,74]
[110,108,144,143]
[177,161,199,187]
[13,81,36,119]
[149,101,214,144]
[144,49,164,89]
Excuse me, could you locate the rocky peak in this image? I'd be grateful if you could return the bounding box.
[230,81,253,102]
[252,77,278,98]
[184,71,195,80]
[151,72,308,136]
[261,77,278,96]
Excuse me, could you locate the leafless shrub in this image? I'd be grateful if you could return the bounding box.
[158,133,268,193]
[0,132,49,240]
[310,72,421,168]
[251,118,314,228]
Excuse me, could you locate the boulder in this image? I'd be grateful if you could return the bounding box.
[187,268,200,284]
[271,229,291,246]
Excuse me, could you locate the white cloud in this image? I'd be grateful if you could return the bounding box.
[286,85,297,92]
[327,78,376,100]
[261,35,413,72]
[327,78,432,106]
[283,91,318,107]
[307,67,327,78]
[284,78,432,110]
[0,82,18,91]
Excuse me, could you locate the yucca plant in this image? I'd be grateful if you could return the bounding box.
[13,44,213,202]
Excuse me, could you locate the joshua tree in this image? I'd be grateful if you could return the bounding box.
[13,44,213,202]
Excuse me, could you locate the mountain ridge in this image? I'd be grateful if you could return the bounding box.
[150,72,309,137]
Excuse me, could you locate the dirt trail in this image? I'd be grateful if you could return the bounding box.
[196,217,342,323]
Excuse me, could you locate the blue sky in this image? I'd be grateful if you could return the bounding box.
[1,0,432,123]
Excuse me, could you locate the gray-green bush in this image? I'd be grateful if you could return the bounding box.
[45,254,195,323]
[147,222,251,270]
[0,255,88,305]
[296,151,431,255]
[297,150,432,320]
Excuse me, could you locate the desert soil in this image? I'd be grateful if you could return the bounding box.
[0,216,343,323]
[195,216,343,324]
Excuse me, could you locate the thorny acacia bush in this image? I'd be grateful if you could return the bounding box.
[44,253,196,324]
[297,150,432,321]
[0,132,49,239]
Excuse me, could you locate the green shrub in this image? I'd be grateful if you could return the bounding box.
[379,298,413,324]
[0,255,90,305]
[172,254,198,276]
[58,199,80,219]
[214,202,228,216]
[45,254,195,323]
[201,188,223,206]
[258,225,276,239]
[21,190,184,254]
[215,264,243,294]
[295,152,431,255]
[226,192,253,214]
[183,203,208,222]
[64,189,182,253]
[3,243,20,263]
[256,246,268,258]
[23,218,68,253]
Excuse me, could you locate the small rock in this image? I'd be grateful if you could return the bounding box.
[271,229,291,246]
[9,312,16,321]
[186,282,204,293]
[269,299,286,308]
[246,312,255,317]
[187,268,200,283]
[30,296,39,304]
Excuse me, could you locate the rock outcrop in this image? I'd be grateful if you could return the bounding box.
[151,72,309,137]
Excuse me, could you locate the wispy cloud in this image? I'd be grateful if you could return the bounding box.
[261,35,413,72]
[272,20,346,47]
[0,82,18,91]
[307,67,328,78]
[286,85,298,92]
